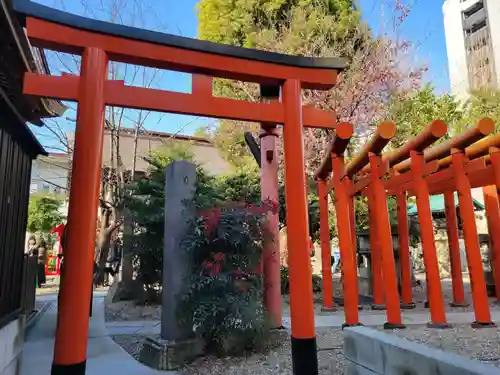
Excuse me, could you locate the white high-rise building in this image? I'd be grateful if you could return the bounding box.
[443,0,500,101]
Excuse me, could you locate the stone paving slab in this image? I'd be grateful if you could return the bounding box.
[104,309,500,336]
[281,309,500,329]
[107,320,162,328]
[20,296,179,375]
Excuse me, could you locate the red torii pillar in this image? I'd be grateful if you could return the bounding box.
[482,185,500,304]
[368,153,404,329]
[451,148,493,327]
[443,191,468,307]
[367,187,385,310]
[260,124,282,327]
[331,154,360,326]
[323,121,360,325]
[394,187,415,309]
[318,179,335,311]
[52,48,108,374]
[345,177,361,309]
[259,85,282,328]
[345,121,396,313]
[410,150,449,328]
[281,79,318,373]
[488,146,500,303]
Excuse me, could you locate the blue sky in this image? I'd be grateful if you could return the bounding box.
[358,0,450,94]
[32,0,450,151]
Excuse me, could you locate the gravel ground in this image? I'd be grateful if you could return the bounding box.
[111,324,500,375]
[106,300,161,322]
[111,328,346,375]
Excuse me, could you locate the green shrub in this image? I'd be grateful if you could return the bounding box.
[312,274,322,293]
[178,204,273,356]
[280,266,290,294]
[280,266,322,295]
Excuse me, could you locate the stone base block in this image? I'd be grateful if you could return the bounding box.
[106,280,145,304]
[426,322,452,329]
[269,328,290,347]
[450,301,470,308]
[320,306,337,313]
[400,302,416,310]
[471,321,496,329]
[383,322,406,330]
[139,336,205,370]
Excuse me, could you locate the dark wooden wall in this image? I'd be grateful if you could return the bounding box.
[0,106,35,328]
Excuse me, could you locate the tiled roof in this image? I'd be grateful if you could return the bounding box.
[0,0,66,124]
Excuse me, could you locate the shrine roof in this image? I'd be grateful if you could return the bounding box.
[407,193,485,216]
[13,0,347,71]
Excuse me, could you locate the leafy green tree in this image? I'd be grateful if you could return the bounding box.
[460,89,500,132]
[27,193,65,234]
[197,0,425,172]
[197,0,361,55]
[384,84,464,149]
[193,126,211,138]
[211,121,259,168]
[124,141,201,299]
[197,0,363,166]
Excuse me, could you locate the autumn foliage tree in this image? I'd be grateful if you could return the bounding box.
[197,0,426,174]
[196,0,426,235]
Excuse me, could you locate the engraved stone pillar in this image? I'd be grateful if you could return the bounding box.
[141,160,204,370]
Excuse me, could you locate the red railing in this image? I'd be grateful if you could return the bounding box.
[46,256,61,276]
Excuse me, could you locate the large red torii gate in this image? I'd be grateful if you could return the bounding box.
[14,1,348,375]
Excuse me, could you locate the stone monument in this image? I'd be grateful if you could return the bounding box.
[140,160,204,370]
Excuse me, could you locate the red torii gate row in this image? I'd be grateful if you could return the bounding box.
[315,117,500,329]
[14,1,349,374]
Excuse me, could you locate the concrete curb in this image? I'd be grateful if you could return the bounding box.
[25,300,53,339]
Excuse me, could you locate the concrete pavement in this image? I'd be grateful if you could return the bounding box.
[287,310,500,328]
[20,294,179,375]
[105,309,500,336]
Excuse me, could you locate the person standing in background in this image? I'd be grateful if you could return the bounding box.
[37,236,47,287]
[104,237,122,286]
[27,236,38,256]
[331,243,341,274]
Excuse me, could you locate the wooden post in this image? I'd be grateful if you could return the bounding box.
[443,191,468,307]
[282,79,318,375]
[395,189,415,309]
[318,180,335,311]
[331,155,360,326]
[368,153,404,329]
[451,149,493,327]
[52,47,108,375]
[410,150,449,328]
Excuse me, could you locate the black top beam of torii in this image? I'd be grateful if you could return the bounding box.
[244,132,261,169]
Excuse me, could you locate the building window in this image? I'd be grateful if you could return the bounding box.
[463,1,484,19]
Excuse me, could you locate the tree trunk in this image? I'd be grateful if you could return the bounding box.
[94,207,121,285]
[120,121,140,283]
[121,209,134,282]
